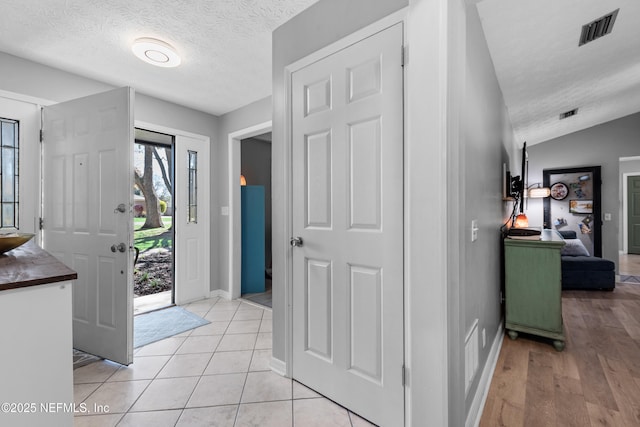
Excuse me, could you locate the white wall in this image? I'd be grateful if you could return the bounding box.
[527,112,640,270]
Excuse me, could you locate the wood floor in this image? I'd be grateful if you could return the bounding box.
[619,254,640,276]
[480,282,640,427]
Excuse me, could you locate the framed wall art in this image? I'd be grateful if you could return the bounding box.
[569,199,593,214]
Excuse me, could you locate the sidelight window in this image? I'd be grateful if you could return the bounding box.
[188,150,197,223]
[0,118,19,229]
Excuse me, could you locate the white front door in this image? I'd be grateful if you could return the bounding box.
[291,23,404,426]
[174,134,210,304]
[43,87,134,365]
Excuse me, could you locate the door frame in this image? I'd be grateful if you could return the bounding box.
[227,121,272,300]
[622,170,640,254]
[136,120,211,303]
[0,89,54,244]
[283,7,409,418]
[543,166,602,257]
[133,135,176,308]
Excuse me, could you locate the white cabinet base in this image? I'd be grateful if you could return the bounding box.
[0,282,73,427]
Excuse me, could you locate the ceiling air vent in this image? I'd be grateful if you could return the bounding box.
[560,108,578,120]
[579,9,619,46]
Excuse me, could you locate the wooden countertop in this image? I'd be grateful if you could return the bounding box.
[0,240,77,291]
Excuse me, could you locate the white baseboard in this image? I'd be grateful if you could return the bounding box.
[466,323,504,427]
[210,289,231,300]
[270,357,287,377]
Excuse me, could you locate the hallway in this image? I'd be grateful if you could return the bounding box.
[480,281,640,426]
[619,253,640,276]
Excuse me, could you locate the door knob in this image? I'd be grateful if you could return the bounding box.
[111,243,127,253]
[290,237,303,247]
[114,203,126,213]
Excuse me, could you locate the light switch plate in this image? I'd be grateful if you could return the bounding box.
[604,213,612,221]
[221,206,229,216]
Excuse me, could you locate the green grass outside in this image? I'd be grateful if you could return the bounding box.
[134,216,172,253]
[134,216,172,230]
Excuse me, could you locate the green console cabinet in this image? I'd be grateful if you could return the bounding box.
[504,229,566,351]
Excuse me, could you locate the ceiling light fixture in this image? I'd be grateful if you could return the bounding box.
[132,38,181,68]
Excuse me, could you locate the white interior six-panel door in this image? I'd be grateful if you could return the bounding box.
[291,23,405,427]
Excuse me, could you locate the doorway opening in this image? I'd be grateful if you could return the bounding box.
[133,128,175,314]
[620,156,640,279]
[240,132,272,308]
[543,166,602,257]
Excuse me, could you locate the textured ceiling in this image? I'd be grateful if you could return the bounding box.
[0,0,317,116]
[477,0,640,145]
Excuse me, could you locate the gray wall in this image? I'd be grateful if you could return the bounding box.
[0,53,218,138]
[214,96,272,293]
[0,51,222,292]
[620,158,640,175]
[527,112,640,270]
[462,3,515,415]
[272,0,408,364]
[0,52,113,103]
[241,137,272,267]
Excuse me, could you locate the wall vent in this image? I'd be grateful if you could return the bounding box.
[560,108,579,120]
[579,9,619,46]
[465,319,479,395]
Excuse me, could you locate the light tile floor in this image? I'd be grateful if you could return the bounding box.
[73,297,376,427]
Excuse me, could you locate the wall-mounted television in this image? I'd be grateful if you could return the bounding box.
[569,199,593,214]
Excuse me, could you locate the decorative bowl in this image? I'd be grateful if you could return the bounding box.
[0,233,35,254]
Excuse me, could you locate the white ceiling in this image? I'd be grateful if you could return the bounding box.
[0,0,318,116]
[1,1,638,144]
[477,0,640,145]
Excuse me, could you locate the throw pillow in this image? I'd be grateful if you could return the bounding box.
[561,239,590,256]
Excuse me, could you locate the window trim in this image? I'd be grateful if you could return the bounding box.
[0,117,20,230]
